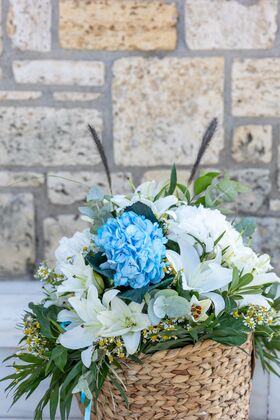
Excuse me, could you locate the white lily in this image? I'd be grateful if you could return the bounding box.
[55,230,97,298]
[57,254,96,298]
[201,291,225,316]
[250,272,280,287]
[58,286,119,350]
[166,238,233,294]
[237,294,272,310]
[111,180,178,218]
[97,297,150,355]
[187,295,211,322]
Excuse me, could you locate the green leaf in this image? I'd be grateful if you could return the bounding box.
[195,196,206,206]
[194,172,220,195]
[28,303,59,339]
[145,337,192,354]
[217,178,249,202]
[230,267,240,291]
[124,201,158,224]
[49,384,59,420]
[211,334,248,346]
[239,273,254,289]
[60,361,83,395]
[234,218,257,238]
[127,354,143,364]
[96,363,109,398]
[109,375,128,407]
[17,353,43,364]
[266,283,279,300]
[79,206,96,219]
[213,231,226,247]
[166,239,180,253]
[85,252,115,279]
[168,164,177,195]
[119,277,173,303]
[51,346,68,372]
[176,183,190,202]
[87,185,104,202]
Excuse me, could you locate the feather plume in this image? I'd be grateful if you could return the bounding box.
[88,124,112,193]
[188,118,218,185]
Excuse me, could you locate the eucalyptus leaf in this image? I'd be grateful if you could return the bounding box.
[87,185,104,202]
[79,206,96,219]
[235,218,257,238]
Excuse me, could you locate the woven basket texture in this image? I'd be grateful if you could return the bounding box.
[78,338,253,420]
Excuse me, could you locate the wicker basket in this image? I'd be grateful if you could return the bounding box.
[77,338,253,420]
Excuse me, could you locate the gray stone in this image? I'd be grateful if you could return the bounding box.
[43,215,88,265]
[0,107,102,166]
[231,169,271,213]
[13,60,105,86]
[185,0,277,50]
[232,125,272,164]
[0,171,44,187]
[253,218,280,274]
[7,0,51,52]
[47,171,131,204]
[113,57,224,166]
[232,59,280,117]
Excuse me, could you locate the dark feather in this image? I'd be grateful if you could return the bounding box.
[88,124,112,193]
[188,118,218,185]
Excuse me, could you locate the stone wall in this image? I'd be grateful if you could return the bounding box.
[1,0,280,278]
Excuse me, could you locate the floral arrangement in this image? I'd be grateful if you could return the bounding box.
[2,121,280,420]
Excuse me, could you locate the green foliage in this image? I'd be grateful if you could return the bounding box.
[85,251,115,283]
[176,183,191,202]
[150,290,189,320]
[119,276,173,303]
[87,185,104,202]
[255,324,280,378]
[28,303,61,339]
[50,346,68,372]
[168,164,177,195]
[192,172,250,211]
[125,201,158,223]
[194,172,220,195]
[206,314,250,346]
[153,164,190,203]
[228,268,254,295]
[166,239,180,253]
[78,184,112,233]
[234,218,257,239]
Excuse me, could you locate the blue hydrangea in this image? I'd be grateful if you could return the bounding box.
[95,211,167,289]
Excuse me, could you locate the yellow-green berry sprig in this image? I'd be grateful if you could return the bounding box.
[21,315,50,359]
[96,337,126,363]
[35,261,64,286]
[142,319,178,344]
